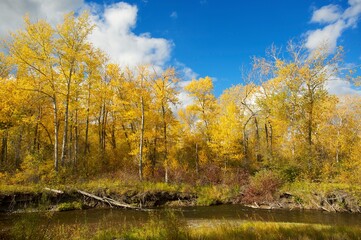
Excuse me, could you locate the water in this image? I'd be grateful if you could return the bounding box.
[1,205,361,230]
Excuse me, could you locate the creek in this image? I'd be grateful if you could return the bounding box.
[1,204,360,231]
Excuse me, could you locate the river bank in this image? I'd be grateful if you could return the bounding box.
[1,180,361,213]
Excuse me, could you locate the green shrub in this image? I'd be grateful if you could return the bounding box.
[57,201,83,211]
[280,165,301,183]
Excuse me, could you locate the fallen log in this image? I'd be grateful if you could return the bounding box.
[44,188,64,194]
[76,190,144,211]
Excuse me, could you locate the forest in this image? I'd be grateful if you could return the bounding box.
[0,12,361,188]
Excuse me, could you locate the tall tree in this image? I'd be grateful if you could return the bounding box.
[9,17,61,171]
[56,12,94,166]
[152,68,178,182]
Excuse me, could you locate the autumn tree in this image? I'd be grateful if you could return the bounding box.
[9,16,61,171]
[151,68,178,182]
[56,12,95,166]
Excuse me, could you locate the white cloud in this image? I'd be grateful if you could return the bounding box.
[174,61,199,110]
[0,1,174,69]
[89,2,173,68]
[311,4,342,24]
[326,77,360,95]
[306,0,361,53]
[170,11,178,19]
[175,60,199,82]
[0,0,83,37]
[1,0,200,101]
[305,20,345,53]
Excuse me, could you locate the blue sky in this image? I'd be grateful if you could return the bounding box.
[86,0,361,96]
[0,0,360,97]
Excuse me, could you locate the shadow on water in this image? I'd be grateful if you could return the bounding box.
[1,204,361,230]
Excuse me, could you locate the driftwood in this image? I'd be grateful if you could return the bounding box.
[324,199,337,212]
[76,189,145,211]
[44,187,64,194]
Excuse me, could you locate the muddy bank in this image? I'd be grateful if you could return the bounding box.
[1,187,361,213]
[0,189,196,212]
[239,190,361,213]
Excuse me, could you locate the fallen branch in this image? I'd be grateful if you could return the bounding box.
[324,199,337,212]
[44,188,64,194]
[321,206,331,212]
[76,190,144,211]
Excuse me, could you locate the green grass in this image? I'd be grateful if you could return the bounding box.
[56,201,83,211]
[4,204,361,240]
[0,184,42,194]
[0,178,240,207]
[189,221,361,240]
[5,214,361,240]
[281,181,361,210]
[196,185,240,206]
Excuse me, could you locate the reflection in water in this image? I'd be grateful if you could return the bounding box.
[1,205,361,230]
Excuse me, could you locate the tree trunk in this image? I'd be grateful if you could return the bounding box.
[84,85,91,155]
[33,107,41,153]
[121,124,131,149]
[53,97,59,172]
[98,103,107,154]
[335,122,341,164]
[195,142,199,176]
[307,90,314,170]
[74,108,79,167]
[269,121,273,160]
[0,129,8,164]
[102,105,107,152]
[162,105,168,183]
[254,117,261,162]
[243,116,253,168]
[243,127,248,167]
[265,123,269,150]
[151,138,157,178]
[61,80,72,166]
[14,128,23,168]
[69,117,73,165]
[139,95,145,181]
[111,113,117,149]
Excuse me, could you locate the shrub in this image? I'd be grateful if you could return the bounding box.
[57,201,83,211]
[221,168,250,187]
[243,170,283,204]
[13,154,56,184]
[198,164,222,185]
[280,165,301,183]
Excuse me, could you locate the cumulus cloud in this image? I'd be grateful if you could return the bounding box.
[175,61,199,82]
[311,4,342,24]
[0,0,83,37]
[326,77,360,95]
[0,0,174,69]
[306,0,361,53]
[305,1,361,95]
[89,2,172,68]
[323,64,361,96]
[174,61,199,110]
[0,0,201,108]
[306,20,345,53]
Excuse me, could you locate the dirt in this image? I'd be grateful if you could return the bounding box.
[1,188,360,213]
[0,189,197,212]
